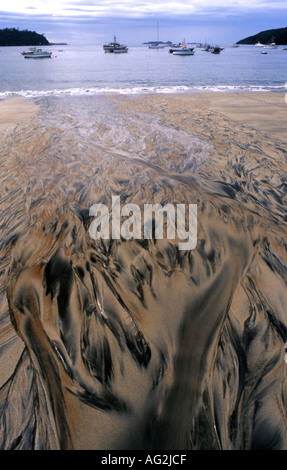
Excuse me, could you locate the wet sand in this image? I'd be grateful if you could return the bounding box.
[0,97,39,134]
[0,97,38,123]
[199,92,287,143]
[0,92,286,450]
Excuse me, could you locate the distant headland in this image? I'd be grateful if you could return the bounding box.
[0,28,67,47]
[0,28,49,46]
[237,27,287,45]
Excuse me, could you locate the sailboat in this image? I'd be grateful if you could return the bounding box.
[148,43,165,49]
[148,21,165,49]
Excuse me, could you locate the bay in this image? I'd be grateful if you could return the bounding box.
[0,43,286,98]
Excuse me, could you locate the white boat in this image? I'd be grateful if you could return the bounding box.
[255,42,265,47]
[264,42,278,49]
[169,42,195,54]
[148,21,165,49]
[171,39,195,56]
[22,47,52,58]
[148,42,165,49]
[173,47,195,56]
[103,36,128,53]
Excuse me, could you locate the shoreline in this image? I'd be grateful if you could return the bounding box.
[0,91,286,142]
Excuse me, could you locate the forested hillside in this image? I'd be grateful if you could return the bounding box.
[0,28,50,46]
[237,27,287,45]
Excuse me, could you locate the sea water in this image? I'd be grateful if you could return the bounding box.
[0,43,286,98]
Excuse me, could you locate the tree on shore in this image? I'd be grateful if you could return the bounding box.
[0,28,50,46]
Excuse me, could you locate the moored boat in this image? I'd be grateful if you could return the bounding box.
[21,47,52,58]
[148,21,165,49]
[103,36,128,53]
[172,48,195,56]
[169,43,183,53]
[171,40,195,56]
[264,42,277,49]
[170,44,195,54]
[210,46,221,54]
[148,42,165,49]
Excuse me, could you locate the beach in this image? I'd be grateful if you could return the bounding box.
[0,91,286,450]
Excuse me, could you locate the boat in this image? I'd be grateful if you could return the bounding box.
[21,47,52,58]
[113,48,128,53]
[264,37,278,49]
[255,41,265,47]
[261,50,268,54]
[202,44,211,51]
[103,36,128,53]
[169,45,185,53]
[210,46,221,54]
[169,40,194,54]
[148,21,165,49]
[264,42,277,49]
[172,47,195,56]
[148,42,165,49]
[171,39,195,55]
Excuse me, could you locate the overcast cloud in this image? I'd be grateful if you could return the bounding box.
[0,1,287,45]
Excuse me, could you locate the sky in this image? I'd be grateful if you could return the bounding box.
[0,1,287,45]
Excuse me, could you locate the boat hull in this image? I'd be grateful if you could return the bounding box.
[24,54,52,58]
[104,47,128,53]
[170,47,194,54]
[173,50,194,55]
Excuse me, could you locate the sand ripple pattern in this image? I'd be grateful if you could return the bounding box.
[0,94,286,450]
